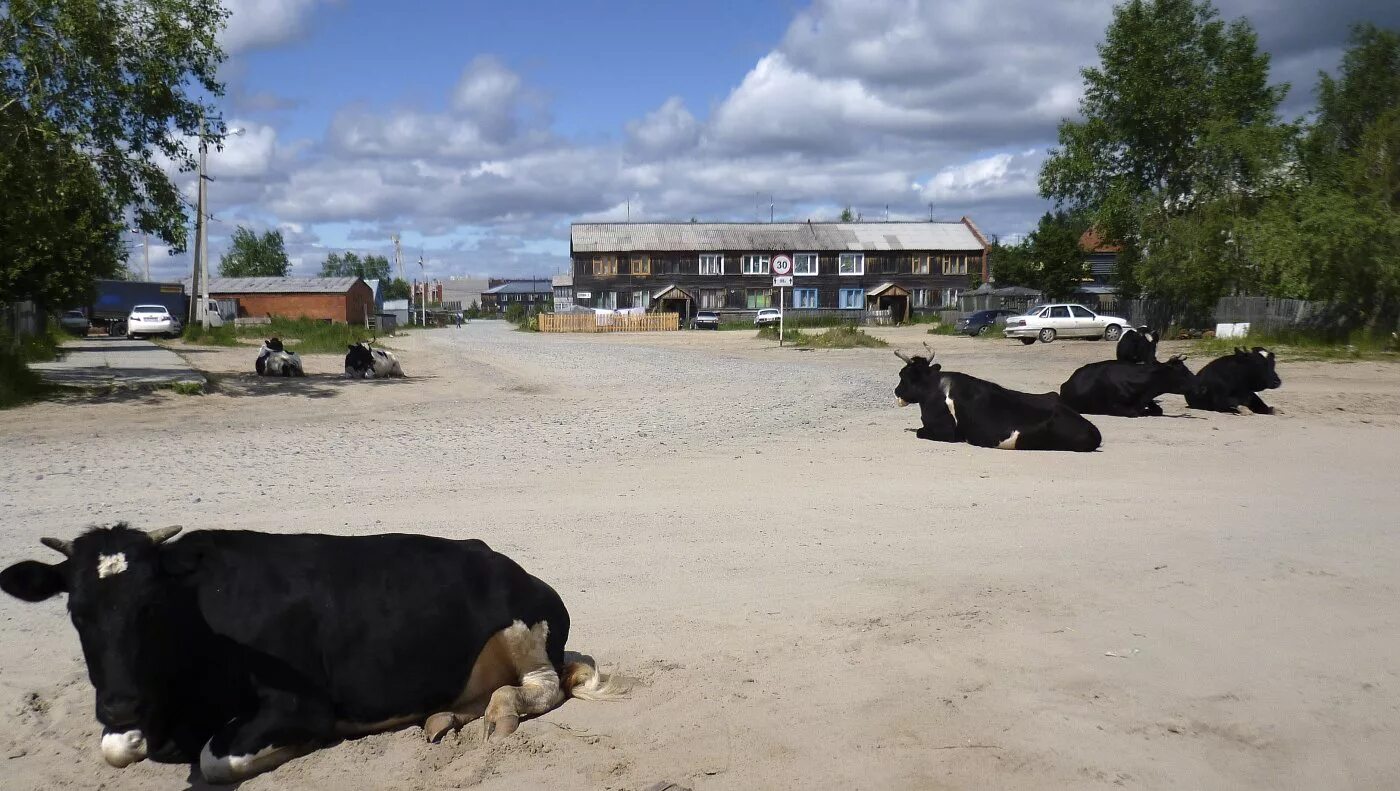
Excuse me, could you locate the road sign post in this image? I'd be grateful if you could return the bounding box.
[772,255,793,347]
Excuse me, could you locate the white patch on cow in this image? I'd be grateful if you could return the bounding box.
[200,741,302,784]
[896,398,908,407]
[1258,349,1270,358]
[997,430,1021,450]
[97,553,128,579]
[100,729,147,767]
[940,380,959,426]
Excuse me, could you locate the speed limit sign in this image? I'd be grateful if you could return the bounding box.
[771,254,792,276]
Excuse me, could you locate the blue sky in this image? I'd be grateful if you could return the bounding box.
[146,0,1400,283]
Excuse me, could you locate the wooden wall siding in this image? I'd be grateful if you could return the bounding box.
[539,312,680,333]
[572,249,977,310]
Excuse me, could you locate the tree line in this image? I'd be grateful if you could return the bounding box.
[994,1,1397,333]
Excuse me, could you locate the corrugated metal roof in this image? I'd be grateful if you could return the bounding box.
[191,276,362,294]
[482,280,553,295]
[570,222,984,253]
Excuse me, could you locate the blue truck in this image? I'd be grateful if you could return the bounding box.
[89,280,188,335]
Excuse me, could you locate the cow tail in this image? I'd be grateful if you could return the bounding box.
[561,660,629,701]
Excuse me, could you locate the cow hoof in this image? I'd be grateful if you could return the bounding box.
[424,712,461,743]
[486,714,519,740]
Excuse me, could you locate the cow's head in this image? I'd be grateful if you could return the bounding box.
[1242,346,1281,390]
[0,524,185,768]
[1156,354,1196,394]
[264,337,285,353]
[893,348,942,406]
[345,342,373,373]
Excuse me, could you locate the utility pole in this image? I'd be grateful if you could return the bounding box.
[191,117,208,327]
[770,195,774,223]
[392,234,403,280]
[418,256,427,326]
[928,202,934,222]
[132,229,150,281]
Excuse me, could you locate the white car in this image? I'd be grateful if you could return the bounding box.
[1003,303,1128,345]
[753,308,781,327]
[126,304,181,339]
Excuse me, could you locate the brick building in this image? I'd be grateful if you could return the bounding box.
[201,277,375,323]
[570,220,987,323]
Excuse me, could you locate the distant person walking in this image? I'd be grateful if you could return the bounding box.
[455,312,464,328]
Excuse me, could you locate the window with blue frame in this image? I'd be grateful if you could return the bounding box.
[793,288,818,309]
[839,288,865,309]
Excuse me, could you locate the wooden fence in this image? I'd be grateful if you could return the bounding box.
[539,312,680,333]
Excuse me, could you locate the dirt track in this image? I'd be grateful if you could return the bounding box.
[2,322,1398,790]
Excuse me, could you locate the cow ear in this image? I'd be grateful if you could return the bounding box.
[931,363,942,371]
[0,560,67,602]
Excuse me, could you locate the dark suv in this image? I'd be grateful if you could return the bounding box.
[956,309,1018,336]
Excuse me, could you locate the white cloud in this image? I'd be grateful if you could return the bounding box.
[626,97,700,157]
[219,0,336,55]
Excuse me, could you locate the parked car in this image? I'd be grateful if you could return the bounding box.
[126,304,181,339]
[956,309,1018,336]
[58,310,90,335]
[753,308,781,327]
[1003,303,1129,344]
[692,310,720,330]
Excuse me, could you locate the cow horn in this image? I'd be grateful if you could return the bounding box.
[894,350,912,363]
[146,525,183,545]
[40,537,73,557]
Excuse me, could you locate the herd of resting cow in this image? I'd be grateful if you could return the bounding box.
[895,327,1283,452]
[0,328,1283,783]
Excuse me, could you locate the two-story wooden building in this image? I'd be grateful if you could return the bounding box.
[569,219,987,322]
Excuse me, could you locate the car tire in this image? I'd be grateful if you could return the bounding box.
[1038,328,1057,343]
[1103,324,1122,342]
[976,325,989,336]
[1020,338,1037,345]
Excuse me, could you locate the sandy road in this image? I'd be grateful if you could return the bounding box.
[1,322,1398,790]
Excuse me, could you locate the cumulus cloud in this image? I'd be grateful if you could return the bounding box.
[181,0,1388,280]
[219,0,336,55]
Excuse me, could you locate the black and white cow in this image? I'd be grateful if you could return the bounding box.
[0,524,625,784]
[1185,346,1282,414]
[344,342,404,379]
[255,338,305,377]
[1115,327,1159,364]
[894,350,1102,452]
[1059,356,1197,417]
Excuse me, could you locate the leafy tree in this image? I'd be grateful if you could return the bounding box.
[219,226,290,277]
[840,206,855,222]
[0,0,227,308]
[1306,24,1400,173]
[987,238,1038,288]
[320,252,392,280]
[1039,0,1290,306]
[1027,212,1090,299]
[382,278,411,301]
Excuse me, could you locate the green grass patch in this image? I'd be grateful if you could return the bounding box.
[0,325,69,408]
[925,323,960,336]
[178,323,239,346]
[216,318,373,354]
[167,381,205,396]
[758,325,889,348]
[1193,328,1400,361]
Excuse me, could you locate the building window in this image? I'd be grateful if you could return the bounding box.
[746,289,772,309]
[912,288,930,308]
[630,255,650,276]
[657,258,679,275]
[913,255,930,274]
[794,253,819,276]
[699,254,723,275]
[698,289,725,309]
[941,254,970,276]
[741,255,770,275]
[593,255,618,276]
[940,288,961,307]
[632,290,650,309]
[839,253,864,276]
[839,288,865,309]
[598,291,618,310]
[793,288,819,308]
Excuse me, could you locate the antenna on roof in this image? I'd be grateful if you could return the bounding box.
[770,195,774,223]
[928,202,934,222]
[626,199,630,223]
[885,204,889,222]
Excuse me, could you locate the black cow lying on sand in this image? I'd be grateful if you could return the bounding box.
[255,337,304,377]
[1060,356,1196,417]
[344,342,404,379]
[1185,346,1282,414]
[1116,327,1159,363]
[894,350,1102,452]
[0,524,626,784]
